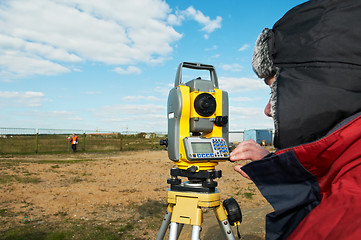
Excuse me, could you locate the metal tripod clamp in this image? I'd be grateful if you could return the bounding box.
[174,62,219,89]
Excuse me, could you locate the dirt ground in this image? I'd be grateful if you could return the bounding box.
[0,150,272,239]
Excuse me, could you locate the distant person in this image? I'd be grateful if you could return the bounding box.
[230,1,361,239]
[70,134,78,152]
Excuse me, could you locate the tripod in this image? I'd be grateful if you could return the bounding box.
[156,168,241,240]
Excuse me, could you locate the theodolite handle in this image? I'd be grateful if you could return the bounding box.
[174,62,219,88]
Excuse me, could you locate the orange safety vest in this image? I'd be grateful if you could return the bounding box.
[72,136,78,145]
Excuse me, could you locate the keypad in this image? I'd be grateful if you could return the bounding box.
[212,138,229,158]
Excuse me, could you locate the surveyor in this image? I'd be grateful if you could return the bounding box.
[230,0,361,239]
[70,133,78,152]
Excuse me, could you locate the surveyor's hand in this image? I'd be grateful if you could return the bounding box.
[229,140,269,179]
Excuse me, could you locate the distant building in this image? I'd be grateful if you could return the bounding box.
[229,131,244,143]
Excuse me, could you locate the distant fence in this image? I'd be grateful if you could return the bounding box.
[0,128,167,154]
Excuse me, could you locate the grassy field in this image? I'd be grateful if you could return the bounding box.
[0,150,271,240]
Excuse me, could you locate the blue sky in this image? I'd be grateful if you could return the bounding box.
[0,0,307,133]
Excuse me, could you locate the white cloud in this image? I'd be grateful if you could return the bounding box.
[229,106,274,130]
[219,76,267,92]
[221,63,243,72]
[23,91,45,98]
[205,45,218,51]
[0,34,81,63]
[153,86,173,96]
[123,95,163,102]
[231,96,253,102]
[167,12,185,26]
[0,0,222,80]
[20,109,83,126]
[168,6,222,39]
[0,0,181,79]
[92,103,166,131]
[238,44,250,52]
[230,106,264,119]
[182,6,222,33]
[0,91,47,107]
[210,54,220,59]
[46,110,74,117]
[113,66,142,75]
[97,104,165,116]
[0,49,71,78]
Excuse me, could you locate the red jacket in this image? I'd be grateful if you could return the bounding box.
[247,0,361,238]
[242,113,361,239]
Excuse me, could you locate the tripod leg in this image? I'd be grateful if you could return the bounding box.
[191,225,201,240]
[177,224,184,238]
[156,209,172,240]
[169,222,180,240]
[218,219,236,240]
[215,205,236,240]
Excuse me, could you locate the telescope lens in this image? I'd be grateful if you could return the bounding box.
[194,93,216,117]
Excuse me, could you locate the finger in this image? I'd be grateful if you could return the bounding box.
[234,165,251,180]
[231,140,258,156]
[230,140,269,161]
[230,150,257,162]
[229,141,253,160]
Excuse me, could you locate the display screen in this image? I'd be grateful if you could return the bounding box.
[191,142,213,154]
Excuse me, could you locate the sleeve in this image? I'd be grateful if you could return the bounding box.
[241,151,321,240]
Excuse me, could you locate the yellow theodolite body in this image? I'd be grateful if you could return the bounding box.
[157,63,242,240]
[167,62,229,171]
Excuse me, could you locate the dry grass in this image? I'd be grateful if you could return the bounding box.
[0,150,271,239]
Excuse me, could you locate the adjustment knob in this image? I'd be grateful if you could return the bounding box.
[215,116,228,126]
[223,198,242,226]
[202,180,217,188]
[167,178,181,185]
[187,166,199,173]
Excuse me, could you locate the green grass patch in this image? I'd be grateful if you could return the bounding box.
[69,176,83,183]
[118,222,134,235]
[235,183,257,200]
[0,223,121,240]
[0,199,167,240]
[0,173,41,184]
[14,175,41,184]
[242,192,256,199]
[0,208,8,217]
[137,200,166,219]
[0,174,13,184]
